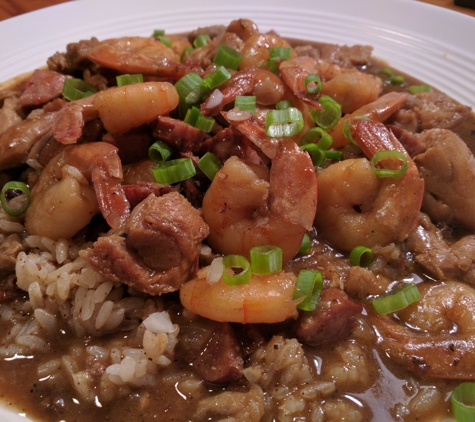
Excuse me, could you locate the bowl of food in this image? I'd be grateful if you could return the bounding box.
[0,0,474,421]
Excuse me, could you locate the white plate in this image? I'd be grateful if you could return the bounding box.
[0,0,473,420]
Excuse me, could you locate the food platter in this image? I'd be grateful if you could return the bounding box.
[0,0,474,420]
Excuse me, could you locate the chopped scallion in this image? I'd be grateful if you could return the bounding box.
[197,152,222,181]
[116,74,143,87]
[148,141,173,163]
[213,44,242,70]
[152,29,165,38]
[268,46,292,61]
[62,78,97,101]
[305,74,322,95]
[203,66,231,90]
[301,127,333,150]
[298,234,311,255]
[276,100,293,110]
[310,95,342,130]
[342,116,370,146]
[260,59,279,74]
[184,106,215,132]
[408,84,432,94]
[293,269,323,311]
[175,73,207,105]
[180,47,194,63]
[377,68,393,78]
[1,181,31,217]
[234,95,256,114]
[151,158,197,184]
[390,75,406,86]
[372,283,421,315]
[349,246,374,267]
[370,150,408,178]
[158,36,172,48]
[451,382,475,422]
[300,143,326,168]
[265,107,304,138]
[324,150,343,161]
[222,254,251,285]
[250,245,283,275]
[194,34,210,48]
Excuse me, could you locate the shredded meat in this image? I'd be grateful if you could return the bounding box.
[0,234,24,274]
[80,192,209,295]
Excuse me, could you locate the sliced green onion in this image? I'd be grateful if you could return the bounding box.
[324,150,343,161]
[116,74,143,87]
[376,68,393,78]
[268,46,292,61]
[194,34,210,48]
[213,44,242,70]
[148,141,173,163]
[203,66,231,90]
[1,181,31,217]
[408,84,432,94]
[62,78,97,101]
[158,36,172,48]
[342,116,370,146]
[153,29,165,38]
[370,150,408,178]
[298,234,311,255]
[175,73,207,105]
[293,270,323,312]
[451,382,475,422]
[372,283,421,315]
[301,127,333,150]
[197,152,222,181]
[276,100,293,110]
[349,246,374,268]
[250,245,283,275]
[390,75,406,86]
[310,95,342,130]
[265,107,304,137]
[305,74,322,95]
[222,254,251,286]
[260,59,279,75]
[234,95,256,114]
[184,106,215,132]
[151,158,197,184]
[180,47,194,63]
[300,143,326,168]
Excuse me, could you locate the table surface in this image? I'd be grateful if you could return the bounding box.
[1,0,475,20]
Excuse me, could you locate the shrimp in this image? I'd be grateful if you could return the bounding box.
[371,281,475,379]
[53,81,179,144]
[24,142,129,239]
[226,18,259,42]
[315,120,424,252]
[200,68,285,116]
[328,91,409,148]
[239,33,295,70]
[180,264,298,323]
[396,128,475,231]
[86,36,199,79]
[202,114,317,264]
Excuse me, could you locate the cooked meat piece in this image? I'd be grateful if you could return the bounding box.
[152,116,208,154]
[47,37,99,74]
[122,182,171,209]
[103,126,153,165]
[318,44,373,67]
[187,25,226,43]
[0,97,22,133]
[0,234,24,274]
[294,288,363,346]
[193,322,243,385]
[17,69,70,108]
[80,192,209,295]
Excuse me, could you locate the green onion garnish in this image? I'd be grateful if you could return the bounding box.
[376,68,393,78]
[151,158,197,184]
[184,106,215,132]
[304,74,323,95]
[260,59,279,75]
[268,46,292,61]
[310,95,342,130]
[298,234,311,255]
[293,269,323,312]
[158,36,172,48]
[62,78,97,101]
[203,66,231,90]
[265,107,305,138]
[301,127,333,150]
[180,47,194,63]
[213,44,242,70]
[194,34,210,48]
[300,143,326,168]
[148,141,173,163]
[408,84,432,94]
[370,150,408,178]
[276,100,293,110]
[175,73,208,105]
[451,382,475,422]
[390,75,406,86]
[349,246,374,267]
[342,116,370,146]
[250,245,283,275]
[222,254,251,285]
[153,29,165,38]
[116,74,143,87]
[234,95,256,114]
[324,150,343,161]
[197,152,222,181]
[1,181,31,217]
[372,283,421,315]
